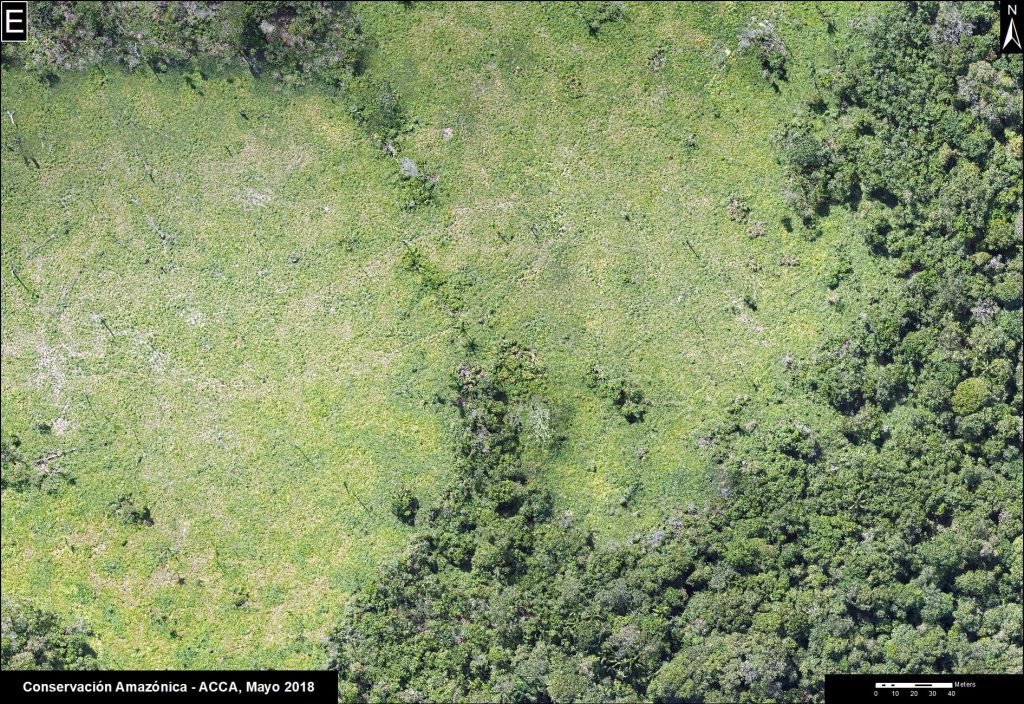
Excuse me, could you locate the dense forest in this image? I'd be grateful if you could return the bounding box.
[2,2,1022,702]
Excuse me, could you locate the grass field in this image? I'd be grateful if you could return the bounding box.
[2,1,882,668]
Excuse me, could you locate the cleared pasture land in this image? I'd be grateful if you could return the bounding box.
[1,2,878,667]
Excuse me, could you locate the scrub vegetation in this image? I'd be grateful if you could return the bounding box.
[1,1,1021,702]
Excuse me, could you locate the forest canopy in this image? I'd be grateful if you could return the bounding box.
[0,1,365,85]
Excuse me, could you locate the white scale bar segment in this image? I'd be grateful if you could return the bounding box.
[876,683,954,689]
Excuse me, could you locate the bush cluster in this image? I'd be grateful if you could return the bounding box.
[1,598,96,671]
[108,493,154,527]
[0,1,365,86]
[0,437,73,493]
[586,365,651,424]
[400,244,464,312]
[577,2,626,36]
[738,16,789,85]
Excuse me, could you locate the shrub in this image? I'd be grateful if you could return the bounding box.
[348,76,405,142]
[0,438,72,493]
[738,16,789,84]
[108,493,154,527]
[727,196,750,222]
[400,245,463,311]
[397,157,436,209]
[390,487,420,526]
[586,366,650,423]
[825,250,854,289]
[578,1,626,36]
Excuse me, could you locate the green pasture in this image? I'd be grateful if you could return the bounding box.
[1,1,880,667]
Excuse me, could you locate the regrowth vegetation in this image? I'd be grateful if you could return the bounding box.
[1,1,365,86]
